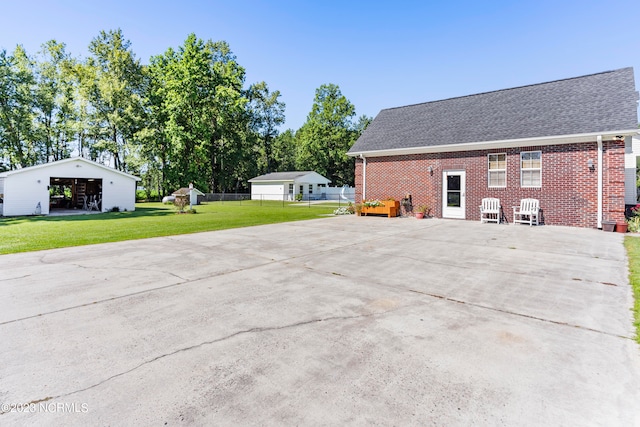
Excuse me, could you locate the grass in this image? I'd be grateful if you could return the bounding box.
[0,201,340,254]
[624,236,640,343]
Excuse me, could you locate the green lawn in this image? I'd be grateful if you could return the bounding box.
[0,201,339,254]
[624,236,640,344]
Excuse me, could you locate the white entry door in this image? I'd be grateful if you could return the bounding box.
[442,170,466,219]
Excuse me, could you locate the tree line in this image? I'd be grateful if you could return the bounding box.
[0,29,370,195]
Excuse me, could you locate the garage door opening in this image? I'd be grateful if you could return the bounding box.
[49,177,102,211]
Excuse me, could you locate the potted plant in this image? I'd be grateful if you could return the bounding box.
[415,205,429,219]
[626,204,640,233]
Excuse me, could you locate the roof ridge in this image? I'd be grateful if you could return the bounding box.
[381,67,633,112]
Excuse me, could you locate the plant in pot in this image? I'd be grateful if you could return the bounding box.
[626,204,640,232]
[415,205,429,219]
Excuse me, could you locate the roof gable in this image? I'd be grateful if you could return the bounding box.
[0,157,141,180]
[248,171,330,182]
[349,68,638,155]
[172,187,205,196]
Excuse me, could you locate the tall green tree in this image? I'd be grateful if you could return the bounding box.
[85,29,145,172]
[247,81,285,173]
[32,40,76,162]
[71,60,98,159]
[138,54,171,196]
[0,46,36,169]
[156,34,249,192]
[296,84,367,186]
[271,129,297,172]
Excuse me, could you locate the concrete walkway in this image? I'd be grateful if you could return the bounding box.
[1,217,638,425]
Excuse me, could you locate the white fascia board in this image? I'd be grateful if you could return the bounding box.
[249,179,295,183]
[0,157,141,180]
[348,129,640,158]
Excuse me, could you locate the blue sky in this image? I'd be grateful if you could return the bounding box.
[1,0,638,131]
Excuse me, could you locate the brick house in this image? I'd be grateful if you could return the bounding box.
[347,68,639,228]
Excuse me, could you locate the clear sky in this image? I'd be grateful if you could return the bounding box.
[1,0,638,131]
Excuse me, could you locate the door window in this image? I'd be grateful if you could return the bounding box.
[447,175,461,207]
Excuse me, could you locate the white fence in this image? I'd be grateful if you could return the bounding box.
[202,192,353,208]
[250,186,355,202]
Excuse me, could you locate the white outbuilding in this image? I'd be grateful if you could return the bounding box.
[0,157,140,216]
[248,171,331,201]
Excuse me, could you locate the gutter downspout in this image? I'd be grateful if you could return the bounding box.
[360,154,366,201]
[597,135,603,229]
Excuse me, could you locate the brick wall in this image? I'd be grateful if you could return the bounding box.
[354,140,626,228]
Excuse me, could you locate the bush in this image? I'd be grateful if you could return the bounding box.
[110,206,120,212]
[137,189,161,202]
[333,206,353,215]
[628,216,640,233]
[628,204,640,232]
[362,199,382,207]
[173,196,188,212]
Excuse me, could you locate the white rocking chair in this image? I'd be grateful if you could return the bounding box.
[480,198,502,223]
[513,198,540,226]
[88,196,101,212]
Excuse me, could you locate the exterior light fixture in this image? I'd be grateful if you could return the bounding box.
[427,166,433,175]
[587,159,595,170]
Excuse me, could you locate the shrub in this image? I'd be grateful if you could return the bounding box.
[110,206,120,212]
[628,216,640,232]
[627,204,640,232]
[415,205,430,214]
[362,199,382,207]
[173,196,188,212]
[333,206,353,215]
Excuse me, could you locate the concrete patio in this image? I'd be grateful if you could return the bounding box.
[0,216,638,425]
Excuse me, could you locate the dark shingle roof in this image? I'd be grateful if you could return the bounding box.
[348,68,638,154]
[172,187,204,196]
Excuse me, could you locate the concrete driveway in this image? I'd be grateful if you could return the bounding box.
[1,216,639,425]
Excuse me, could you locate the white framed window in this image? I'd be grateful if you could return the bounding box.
[488,153,506,188]
[308,184,313,194]
[288,184,294,194]
[520,151,541,187]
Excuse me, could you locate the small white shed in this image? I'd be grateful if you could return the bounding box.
[248,171,331,201]
[0,157,140,216]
